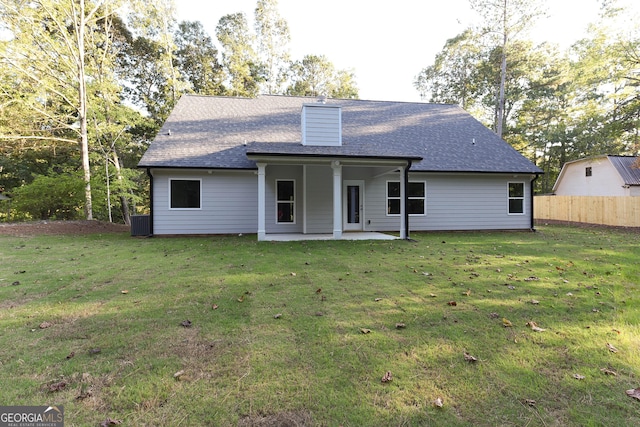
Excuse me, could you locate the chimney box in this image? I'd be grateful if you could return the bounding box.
[301,103,341,146]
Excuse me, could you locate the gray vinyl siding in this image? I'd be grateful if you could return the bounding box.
[301,104,341,146]
[265,165,303,234]
[304,165,333,233]
[152,169,257,235]
[364,173,533,231]
[151,168,533,236]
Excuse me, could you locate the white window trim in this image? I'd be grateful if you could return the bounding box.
[507,181,525,215]
[386,180,426,217]
[275,179,296,224]
[168,178,202,210]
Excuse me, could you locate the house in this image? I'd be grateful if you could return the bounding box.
[553,155,640,196]
[137,95,542,240]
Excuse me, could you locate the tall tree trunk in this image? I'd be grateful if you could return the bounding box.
[75,0,93,220]
[496,0,507,139]
[111,150,131,225]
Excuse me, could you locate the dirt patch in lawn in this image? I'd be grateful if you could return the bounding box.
[0,220,130,236]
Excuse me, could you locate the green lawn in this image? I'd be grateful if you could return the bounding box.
[1,225,639,426]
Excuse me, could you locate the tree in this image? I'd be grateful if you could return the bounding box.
[254,0,290,95]
[216,13,262,97]
[0,0,129,220]
[414,29,484,110]
[332,69,359,99]
[469,0,546,137]
[174,20,225,95]
[286,54,358,98]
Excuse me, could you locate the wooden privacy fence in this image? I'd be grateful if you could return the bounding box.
[534,196,640,227]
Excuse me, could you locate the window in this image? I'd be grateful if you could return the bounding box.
[387,181,426,216]
[387,182,401,215]
[276,180,295,223]
[508,182,525,214]
[408,182,426,215]
[170,179,201,209]
[585,167,592,177]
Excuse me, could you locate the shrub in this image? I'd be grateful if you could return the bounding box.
[12,172,84,220]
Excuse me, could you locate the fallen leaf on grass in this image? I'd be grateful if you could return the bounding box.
[601,368,617,376]
[381,371,392,383]
[463,289,471,296]
[524,276,539,281]
[237,295,244,302]
[290,272,296,277]
[626,388,640,400]
[489,312,499,319]
[395,323,406,329]
[434,397,444,408]
[76,387,92,400]
[39,321,52,329]
[360,328,372,334]
[447,301,457,306]
[502,318,513,327]
[121,290,129,294]
[100,418,122,426]
[374,298,383,302]
[524,399,536,407]
[48,381,67,392]
[573,374,585,380]
[606,343,618,353]
[180,320,192,328]
[429,293,437,298]
[526,321,546,332]
[66,351,75,359]
[89,348,101,355]
[273,313,282,319]
[212,304,218,310]
[612,328,621,334]
[463,352,478,362]
[316,288,322,293]
[173,370,185,379]
[530,299,540,305]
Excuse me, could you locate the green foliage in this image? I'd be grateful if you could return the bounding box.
[216,12,263,97]
[255,0,291,95]
[415,2,640,193]
[0,226,639,426]
[174,21,225,95]
[11,171,84,220]
[286,54,359,98]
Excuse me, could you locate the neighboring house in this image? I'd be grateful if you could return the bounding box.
[138,95,542,240]
[553,155,640,196]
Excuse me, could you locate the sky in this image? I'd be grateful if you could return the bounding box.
[176,0,639,103]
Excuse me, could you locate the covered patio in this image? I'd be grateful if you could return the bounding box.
[261,231,399,241]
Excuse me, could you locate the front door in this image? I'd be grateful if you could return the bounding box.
[343,180,364,231]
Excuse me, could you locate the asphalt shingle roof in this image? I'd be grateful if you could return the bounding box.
[138,94,542,174]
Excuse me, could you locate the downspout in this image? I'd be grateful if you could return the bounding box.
[530,174,539,231]
[404,160,412,240]
[146,168,154,236]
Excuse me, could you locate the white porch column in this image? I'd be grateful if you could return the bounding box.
[257,163,266,241]
[332,161,342,239]
[399,166,407,239]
